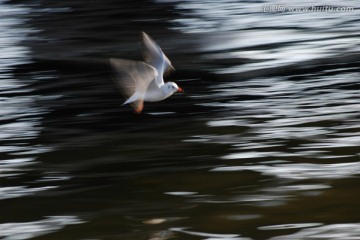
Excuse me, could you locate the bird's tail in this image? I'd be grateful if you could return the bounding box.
[122,91,141,105]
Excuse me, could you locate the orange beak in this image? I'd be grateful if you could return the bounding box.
[177,87,184,93]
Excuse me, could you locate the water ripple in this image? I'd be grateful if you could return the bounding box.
[212,162,360,180]
[0,216,84,240]
[268,223,360,240]
[171,227,250,240]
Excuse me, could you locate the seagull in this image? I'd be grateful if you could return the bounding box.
[110,32,183,113]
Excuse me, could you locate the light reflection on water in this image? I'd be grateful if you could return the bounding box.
[0,1,33,72]
[0,216,83,240]
[212,162,360,180]
[0,3,79,238]
[167,0,360,76]
[267,223,360,240]
[171,227,248,240]
[0,1,58,202]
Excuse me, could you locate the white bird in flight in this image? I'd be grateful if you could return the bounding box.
[110,32,183,113]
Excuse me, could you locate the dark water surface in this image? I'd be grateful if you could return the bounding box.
[1,0,360,239]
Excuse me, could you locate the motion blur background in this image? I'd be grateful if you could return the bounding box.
[1,0,360,239]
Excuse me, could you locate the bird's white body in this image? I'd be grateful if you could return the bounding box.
[110,32,182,112]
[144,82,180,102]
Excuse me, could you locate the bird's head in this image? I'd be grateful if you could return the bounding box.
[164,82,183,94]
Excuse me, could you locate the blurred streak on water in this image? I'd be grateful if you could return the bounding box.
[1,0,360,239]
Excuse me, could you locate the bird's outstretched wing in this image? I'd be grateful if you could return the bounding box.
[142,32,174,87]
[109,58,158,112]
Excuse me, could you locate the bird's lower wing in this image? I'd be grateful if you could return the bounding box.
[109,58,158,111]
